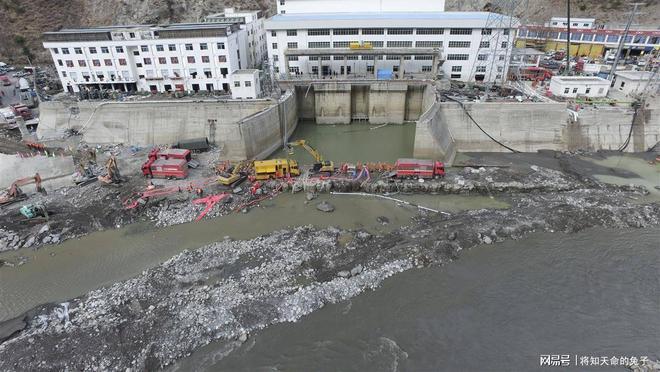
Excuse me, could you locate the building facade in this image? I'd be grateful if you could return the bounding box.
[205,8,268,69]
[517,20,660,59]
[43,23,249,94]
[612,71,659,97]
[546,17,595,29]
[265,11,518,82]
[231,69,262,99]
[276,0,446,14]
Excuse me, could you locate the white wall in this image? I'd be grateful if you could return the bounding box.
[612,76,659,97]
[277,0,446,14]
[549,77,610,98]
[232,71,261,99]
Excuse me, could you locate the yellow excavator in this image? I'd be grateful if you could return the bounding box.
[218,161,248,186]
[286,139,335,173]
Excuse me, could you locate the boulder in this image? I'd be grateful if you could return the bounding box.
[316,201,335,213]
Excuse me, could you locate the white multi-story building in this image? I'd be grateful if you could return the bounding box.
[265,10,518,82]
[205,8,268,68]
[276,0,446,14]
[42,22,250,94]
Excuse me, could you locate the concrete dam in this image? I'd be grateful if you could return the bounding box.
[37,82,660,163]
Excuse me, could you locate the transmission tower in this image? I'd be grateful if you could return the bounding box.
[467,0,527,92]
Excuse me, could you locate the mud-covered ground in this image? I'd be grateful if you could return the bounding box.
[1,151,659,370]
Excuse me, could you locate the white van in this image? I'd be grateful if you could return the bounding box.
[0,107,17,126]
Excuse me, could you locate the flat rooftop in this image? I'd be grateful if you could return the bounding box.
[266,11,519,29]
[284,48,440,56]
[233,69,259,74]
[615,71,655,81]
[552,76,609,83]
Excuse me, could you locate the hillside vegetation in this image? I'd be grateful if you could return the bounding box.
[1,0,658,65]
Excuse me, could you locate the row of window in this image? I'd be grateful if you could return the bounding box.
[272,28,510,37]
[518,29,659,45]
[272,40,509,50]
[61,67,232,81]
[56,55,229,69]
[52,42,226,55]
[275,55,437,62]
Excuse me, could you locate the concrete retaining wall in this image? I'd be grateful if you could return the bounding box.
[413,84,457,163]
[37,93,298,161]
[0,154,75,192]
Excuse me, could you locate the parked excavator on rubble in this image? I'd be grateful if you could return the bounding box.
[0,173,45,205]
[218,161,248,186]
[98,156,121,184]
[286,139,335,173]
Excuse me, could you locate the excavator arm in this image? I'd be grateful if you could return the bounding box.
[286,140,323,163]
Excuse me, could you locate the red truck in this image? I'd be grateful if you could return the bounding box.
[141,148,192,179]
[394,158,445,179]
[11,104,32,120]
[0,75,10,86]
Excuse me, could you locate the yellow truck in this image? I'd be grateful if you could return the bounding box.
[349,42,373,49]
[253,159,300,180]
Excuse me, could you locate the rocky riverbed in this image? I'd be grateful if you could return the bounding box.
[1,180,658,370]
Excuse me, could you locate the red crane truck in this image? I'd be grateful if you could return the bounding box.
[394,158,446,179]
[141,148,192,179]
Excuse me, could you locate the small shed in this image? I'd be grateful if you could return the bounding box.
[549,76,610,98]
[231,69,262,100]
[612,71,658,96]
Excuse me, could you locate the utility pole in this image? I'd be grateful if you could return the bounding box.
[608,2,645,80]
[565,0,571,76]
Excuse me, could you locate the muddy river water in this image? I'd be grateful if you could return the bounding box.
[176,227,660,372]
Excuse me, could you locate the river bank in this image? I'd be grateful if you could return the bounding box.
[1,181,658,370]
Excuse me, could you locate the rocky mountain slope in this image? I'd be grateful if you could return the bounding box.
[0,0,658,65]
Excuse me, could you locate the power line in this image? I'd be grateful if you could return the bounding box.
[608,2,645,81]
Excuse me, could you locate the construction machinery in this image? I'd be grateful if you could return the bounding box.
[218,161,248,186]
[98,156,121,184]
[286,139,335,173]
[253,159,300,180]
[20,204,48,219]
[0,173,45,205]
[142,148,192,179]
[394,159,446,179]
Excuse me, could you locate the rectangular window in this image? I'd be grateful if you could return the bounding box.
[52,48,59,54]
[287,56,299,61]
[156,45,164,52]
[333,41,351,48]
[136,63,142,68]
[92,59,101,67]
[185,44,193,51]
[168,44,176,51]
[62,71,67,77]
[272,43,278,49]
[286,30,297,36]
[141,45,149,52]
[89,47,96,54]
[115,46,123,53]
[448,41,471,48]
[501,42,508,48]
[273,55,279,61]
[571,33,582,41]
[594,34,605,42]
[362,28,384,35]
[416,28,443,35]
[333,28,359,35]
[447,54,469,60]
[585,87,591,94]
[104,59,112,66]
[499,55,505,61]
[216,42,225,50]
[271,31,277,37]
[143,58,151,65]
[564,88,570,94]
[170,56,179,64]
[66,60,74,67]
[504,29,510,35]
[78,60,87,67]
[187,56,195,63]
[218,55,227,62]
[450,28,472,35]
[308,29,330,36]
[481,28,492,35]
[386,41,413,48]
[287,42,298,49]
[452,66,462,72]
[366,41,384,48]
[62,48,70,54]
[161,69,169,78]
[450,74,462,79]
[572,88,578,93]
[119,58,127,65]
[245,81,252,87]
[57,60,63,66]
[201,56,210,63]
[476,66,486,73]
[234,81,241,87]
[633,35,647,44]
[582,33,594,42]
[387,28,413,35]
[74,47,82,54]
[478,54,488,61]
[422,66,432,72]
[308,41,330,48]
[158,57,166,64]
[129,32,135,38]
[479,41,490,48]
[200,43,208,50]
[414,55,432,60]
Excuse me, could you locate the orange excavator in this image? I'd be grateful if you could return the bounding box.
[0,173,46,205]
